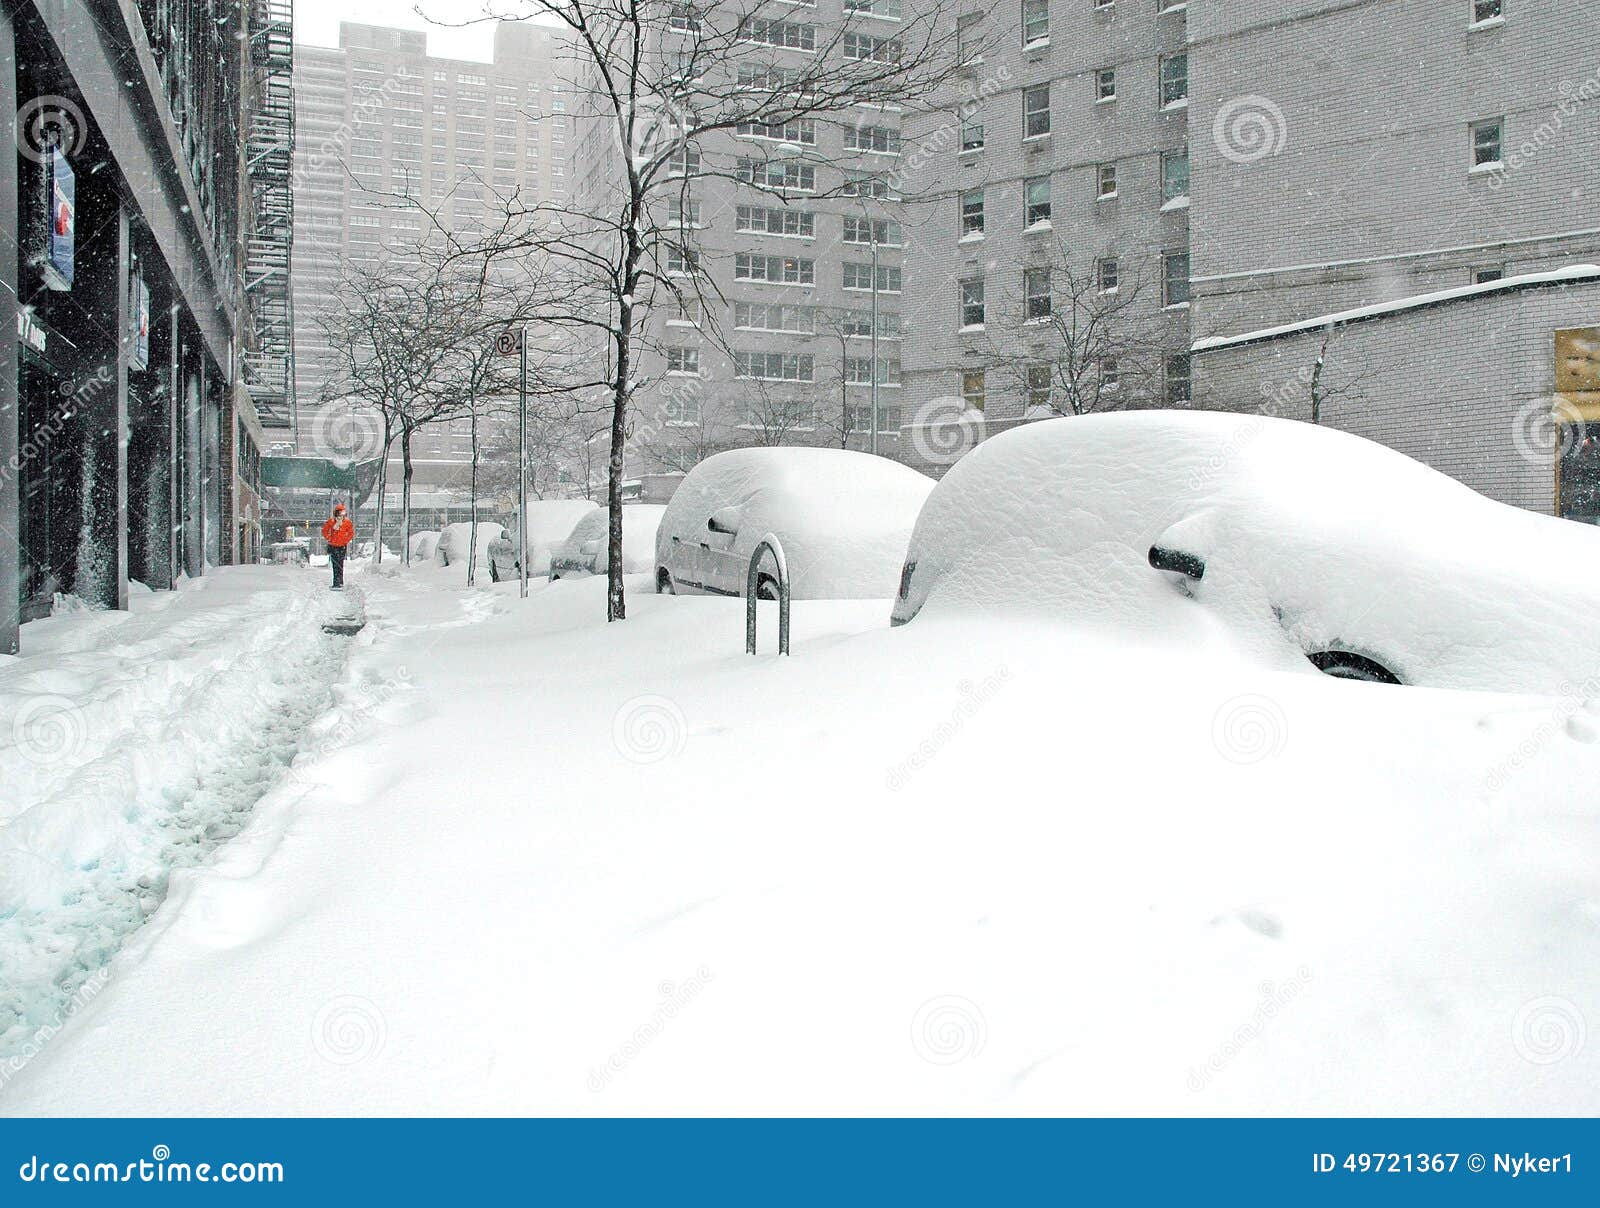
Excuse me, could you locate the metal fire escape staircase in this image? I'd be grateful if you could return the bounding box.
[243,0,297,430]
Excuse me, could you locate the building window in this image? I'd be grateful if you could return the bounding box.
[1473,266,1506,284]
[1165,353,1191,405]
[1023,84,1051,137]
[668,3,701,32]
[846,404,902,433]
[736,117,817,144]
[960,188,985,237]
[740,18,817,50]
[1161,147,1190,204]
[843,216,902,245]
[1097,162,1118,198]
[1024,267,1052,320]
[1096,67,1116,102]
[956,12,983,64]
[1100,356,1119,391]
[961,370,986,411]
[668,145,702,175]
[736,205,815,237]
[844,31,901,62]
[1159,53,1188,107]
[735,253,815,284]
[1472,0,1502,24]
[664,391,702,425]
[734,351,815,381]
[960,278,985,327]
[845,124,901,154]
[843,262,902,292]
[1163,251,1190,307]
[1022,0,1049,46]
[1026,364,1053,410]
[1097,257,1119,293]
[960,108,985,151]
[1025,176,1051,226]
[845,357,902,386]
[665,347,700,375]
[665,246,699,275]
[1471,118,1504,169]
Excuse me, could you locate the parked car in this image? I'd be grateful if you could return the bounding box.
[489,500,600,581]
[890,410,1600,695]
[655,448,934,599]
[435,521,505,570]
[550,505,666,580]
[408,530,441,563]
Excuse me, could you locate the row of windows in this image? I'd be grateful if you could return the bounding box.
[956,354,1190,412]
[661,395,905,433]
[726,256,906,292]
[956,155,1187,242]
[668,349,903,387]
[717,302,903,337]
[957,252,1189,328]
[724,205,901,245]
[1016,57,1184,143]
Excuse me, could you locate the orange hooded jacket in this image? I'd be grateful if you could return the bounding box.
[322,508,355,549]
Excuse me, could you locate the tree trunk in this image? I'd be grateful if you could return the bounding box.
[466,399,479,587]
[373,421,393,564]
[401,424,414,565]
[607,307,631,622]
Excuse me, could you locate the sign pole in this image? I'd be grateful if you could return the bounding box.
[518,329,529,600]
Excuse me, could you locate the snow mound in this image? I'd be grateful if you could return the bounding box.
[656,447,933,599]
[894,411,1600,694]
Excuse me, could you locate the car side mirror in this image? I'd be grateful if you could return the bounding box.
[707,506,740,536]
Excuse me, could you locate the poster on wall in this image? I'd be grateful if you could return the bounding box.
[129,276,150,371]
[41,147,75,291]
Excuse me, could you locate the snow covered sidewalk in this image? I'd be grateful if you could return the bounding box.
[2,562,1599,1115]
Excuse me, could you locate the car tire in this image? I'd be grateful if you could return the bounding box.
[657,569,676,594]
[1307,650,1400,685]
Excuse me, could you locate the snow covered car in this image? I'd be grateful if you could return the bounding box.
[890,410,1600,696]
[549,505,666,581]
[435,521,505,570]
[408,530,441,562]
[490,500,601,581]
[655,448,934,599]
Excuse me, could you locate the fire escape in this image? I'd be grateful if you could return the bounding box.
[243,0,296,431]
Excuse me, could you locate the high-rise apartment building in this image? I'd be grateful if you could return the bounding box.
[568,0,915,480]
[289,21,571,520]
[899,0,1600,520]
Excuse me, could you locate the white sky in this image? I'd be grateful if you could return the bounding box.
[293,0,505,63]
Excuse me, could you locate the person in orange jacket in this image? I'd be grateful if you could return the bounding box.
[321,504,355,590]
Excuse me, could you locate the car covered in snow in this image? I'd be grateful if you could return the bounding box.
[549,505,666,581]
[890,411,1600,695]
[435,521,505,569]
[408,530,442,563]
[489,500,601,581]
[655,448,934,599]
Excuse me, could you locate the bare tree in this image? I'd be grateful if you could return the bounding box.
[977,256,1171,418]
[407,0,965,621]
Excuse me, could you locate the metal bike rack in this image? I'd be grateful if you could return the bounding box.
[745,533,791,656]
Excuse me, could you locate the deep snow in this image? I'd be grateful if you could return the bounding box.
[1,560,1597,1115]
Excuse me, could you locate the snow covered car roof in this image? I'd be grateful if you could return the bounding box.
[891,411,1600,695]
[657,447,934,599]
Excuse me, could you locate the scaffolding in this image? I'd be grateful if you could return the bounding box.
[243,0,296,431]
